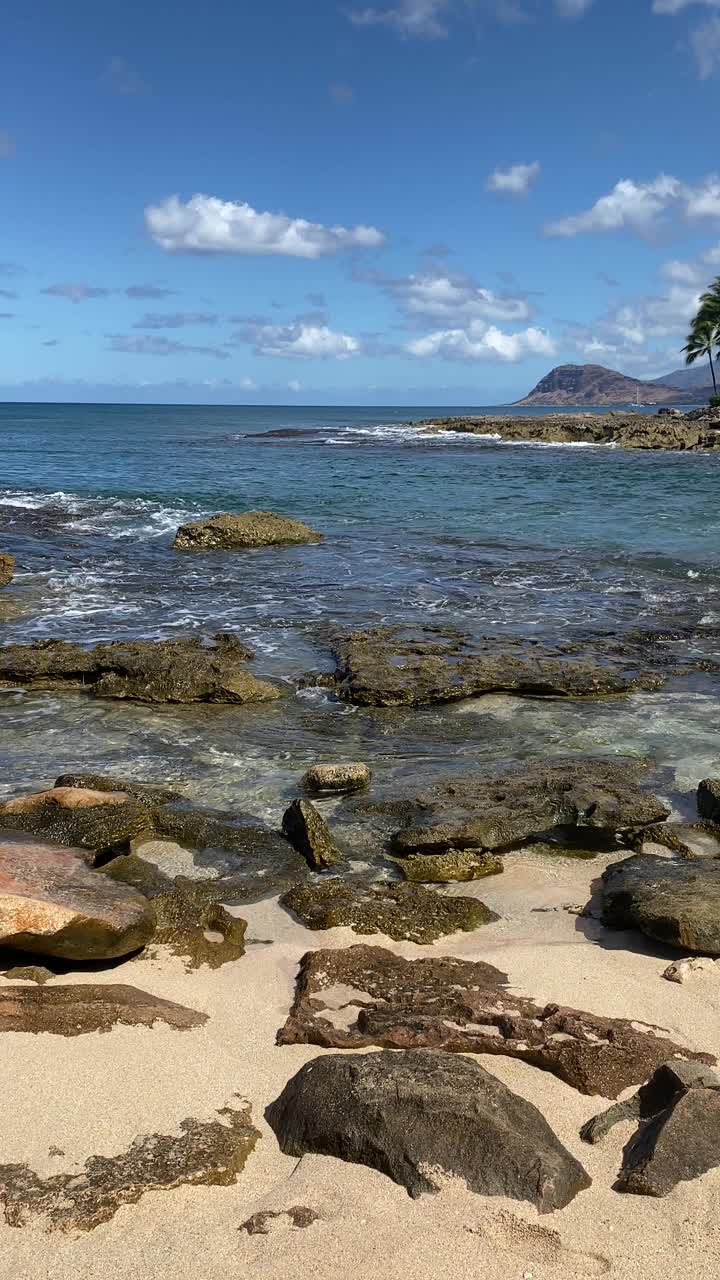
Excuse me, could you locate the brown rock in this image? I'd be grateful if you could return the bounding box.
[390,849,504,883]
[2,787,131,814]
[277,945,713,1097]
[54,773,183,805]
[174,511,322,551]
[0,984,207,1035]
[302,763,370,793]
[0,833,156,960]
[282,799,341,870]
[281,881,497,945]
[151,882,246,970]
[0,553,15,588]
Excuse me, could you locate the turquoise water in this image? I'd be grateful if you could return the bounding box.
[1,401,719,830]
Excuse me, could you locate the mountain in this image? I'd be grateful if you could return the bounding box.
[514,364,711,407]
[649,365,713,391]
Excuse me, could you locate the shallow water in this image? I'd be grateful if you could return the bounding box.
[1,401,719,852]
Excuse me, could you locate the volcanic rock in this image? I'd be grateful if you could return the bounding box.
[150,882,246,970]
[0,984,207,1035]
[0,792,153,855]
[391,849,503,883]
[281,881,496,944]
[282,799,341,870]
[174,510,322,550]
[0,833,156,960]
[277,945,713,1097]
[697,777,720,823]
[602,854,720,954]
[266,1049,591,1210]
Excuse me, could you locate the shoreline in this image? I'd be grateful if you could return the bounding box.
[412,411,720,451]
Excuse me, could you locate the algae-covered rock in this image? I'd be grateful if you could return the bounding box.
[0,553,14,588]
[281,879,497,944]
[174,511,322,551]
[266,1050,591,1210]
[602,854,720,954]
[151,882,247,969]
[0,634,281,705]
[0,984,207,1035]
[0,793,154,855]
[302,763,370,794]
[282,799,341,870]
[0,1101,260,1230]
[100,852,175,897]
[55,773,183,806]
[391,849,503,883]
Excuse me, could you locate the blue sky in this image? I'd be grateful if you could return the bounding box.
[2,0,720,403]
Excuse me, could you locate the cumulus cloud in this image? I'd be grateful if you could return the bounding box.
[361,266,532,323]
[108,334,230,360]
[0,131,16,159]
[486,161,541,196]
[125,283,178,299]
[100,57,146,95]
[145,194,385,258]
[405,320,556,362]
[42,282,114,303]
[234,319,361,359]
[545,173,720,236]
[349,1,450,38]
[133,312,218,329]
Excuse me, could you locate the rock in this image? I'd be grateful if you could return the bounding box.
[282,800,342,870]
[389,759,669,857]
[0,833,156,960]
[0,552,15,588]
[281,881,497,945]
[151,882,246,969]
[302,763,370,794]
[414,409,720,451]
[663,956,719,983]
[100,852,175,897]
[266,1049,591,1211]
[581,1059,720,1147]
[0,1100,259,1230]
[0,793,154,855]
[391,849,503,883]
[656,407,684,418]
[277,945,713,1097]
[327,625,694,708]
[54,772,183,806]
[0,634,282,705]
[0,984,207,1035]
[697,777,720,822]
[173,510,322,551]
[619,1088,720,1196]
[602,854,720,954]
[239,1206,318,1235]
[1,965,54,984]
[2,787,132,814]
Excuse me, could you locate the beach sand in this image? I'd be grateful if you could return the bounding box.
[0,851,718,1279]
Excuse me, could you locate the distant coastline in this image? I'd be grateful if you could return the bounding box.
[513,362,714,407]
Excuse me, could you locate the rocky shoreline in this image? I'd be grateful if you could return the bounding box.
[413,408,720,450]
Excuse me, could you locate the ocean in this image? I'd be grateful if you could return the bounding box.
[2,400,720,838]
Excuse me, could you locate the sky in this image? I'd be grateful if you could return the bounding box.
[2,0,720,404]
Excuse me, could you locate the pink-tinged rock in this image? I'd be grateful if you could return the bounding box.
[2,788,131,814]
[0,833,156,960]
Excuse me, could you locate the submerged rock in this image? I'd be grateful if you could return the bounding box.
[277,945,713,1097]
[391,849,503,883]
[266,1049,591,1211]
[282,799,342,870]
[0,833,155,960]
[281,881,496,944]
[0,552,14,588]
[327,624,697,707]
[0,1100,259,1230]
[302,763,371,794]
[389,758,669,857]
[174,510,322,550]
[602,854,720,954]
[0,634,281,705]
[151,882,246,969]
[0,984,207,1035]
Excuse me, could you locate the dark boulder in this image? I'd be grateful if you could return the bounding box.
[282,800,342,870]
[697,777,720,823]
[266,1049,591,1211]
[281,881,496,944]
[602,854,720,954]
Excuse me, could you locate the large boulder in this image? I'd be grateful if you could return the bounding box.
[0,634,282,704]
[0,984,207,1035]
[0,552,14,588]
[0,833,155,960]
[277,945,713,1097]
[602,854,720,954]
[326,624,705,707]
[281,881,496,944]
[282,799,342,870]
[173,511,322,551]
[697,777,720,823]
[0,790,154,854]
[266,1049,591,1211]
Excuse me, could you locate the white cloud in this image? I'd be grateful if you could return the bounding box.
[0,131,16,159]
[486,161,541,196]
[554,0,594,15]
[145,194,385,258]
[134,312,218,329]
[362,267,531,322]
[42,282,114,303]
[108,334,230,360]
[236,320,361,359]
[652,1,720,12]
[405,319,556,362]
[545,173,720,237]
[689,17,720,77]
[349,1,449,38]
[288,379,303,392]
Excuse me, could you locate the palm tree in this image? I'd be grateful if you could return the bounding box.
[683,313,720,395]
